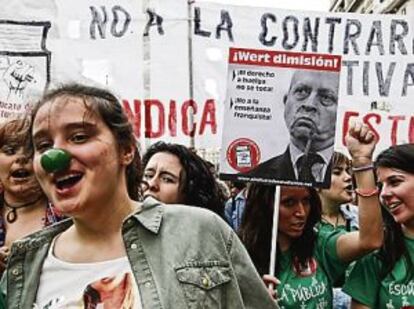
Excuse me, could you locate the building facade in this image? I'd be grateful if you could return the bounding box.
[330,0,414,14]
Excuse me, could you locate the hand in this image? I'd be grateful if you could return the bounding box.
[0,246,10,273]
[3,59,34,92]
[262,274,280,300]
[345,122,377,165]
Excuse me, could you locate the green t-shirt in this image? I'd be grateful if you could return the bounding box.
[317,219,358,285]
[317,219,358,234]
[343,235,414,308]
[276,229,348,309]
[0,292,5,309]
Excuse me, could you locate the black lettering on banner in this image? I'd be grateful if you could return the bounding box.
[363,61,369,96]
[376,62,396,96]
[216,10,234,41]
[90,6,108,39]
[89,5,131,39]
[194,7,211,37]
[402,63,414,96]
[325,17,341,53]
[365,21,385,55]
[259,13,276,46]
[111,5,131,37]
[344,19,361,55]
[282,15,299,50]
[302,17,320,52]
[144,9,164,36]
[342,60,359,95]
[390,19,408,55]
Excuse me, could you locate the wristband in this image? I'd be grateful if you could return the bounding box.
[352,163,374,173]
[355,187,379,198]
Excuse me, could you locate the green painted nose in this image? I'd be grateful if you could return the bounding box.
[40,149,71,173]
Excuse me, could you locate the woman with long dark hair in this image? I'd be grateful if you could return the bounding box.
[317,151,358,309]
[343,143,414,308]
[239,123,383,308]
[141,141,226,217]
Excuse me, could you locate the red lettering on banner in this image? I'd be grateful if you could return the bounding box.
[342,111,359,146]
[122,99,141,137]
[199,99,217,135]
[168,100,177,137]
[388,115,405,146]
[122,98,217,139]
[182,100,197,137]
[363,113,381,142]
[342,111,414,146]
[145,100,165,138]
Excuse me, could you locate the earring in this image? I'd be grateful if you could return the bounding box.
[123,152,134,164]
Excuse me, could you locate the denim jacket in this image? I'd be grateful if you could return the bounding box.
[224,189,247,231]
[1,197,277,309]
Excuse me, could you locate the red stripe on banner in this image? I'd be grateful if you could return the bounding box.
[229,47,341,72]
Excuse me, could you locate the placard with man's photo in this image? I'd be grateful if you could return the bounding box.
[220,48,342,188]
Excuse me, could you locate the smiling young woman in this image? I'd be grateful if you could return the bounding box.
[343,143,414,308]
[0,83,277,309]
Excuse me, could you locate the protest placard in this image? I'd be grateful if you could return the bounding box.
[219,47,341,187]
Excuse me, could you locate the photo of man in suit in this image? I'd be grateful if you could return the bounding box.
[246,69,339,187]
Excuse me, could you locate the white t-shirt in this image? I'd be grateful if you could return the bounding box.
[34,238,142,309]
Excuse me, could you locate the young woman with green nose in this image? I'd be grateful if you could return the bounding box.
[0,83,277,309]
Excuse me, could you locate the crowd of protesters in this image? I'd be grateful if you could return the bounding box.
[0,83,413,308]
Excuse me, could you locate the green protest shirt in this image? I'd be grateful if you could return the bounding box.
[317,205,359,235]
[343,235,414,308]
[276,230,348,309]
[317,218,359,285]
[317,218,358,234]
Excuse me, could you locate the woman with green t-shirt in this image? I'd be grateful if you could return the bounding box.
[343,143,414,308]
[239,122,383,309]
[318,151,359,309]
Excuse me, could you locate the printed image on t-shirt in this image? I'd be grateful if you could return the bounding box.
[35,272,138,309]
[292,257,318,277]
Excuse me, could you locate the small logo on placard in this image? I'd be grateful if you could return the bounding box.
[227,138,260,172]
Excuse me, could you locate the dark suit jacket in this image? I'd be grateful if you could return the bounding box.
[243,147,332,188]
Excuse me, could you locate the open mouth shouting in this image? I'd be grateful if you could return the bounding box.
[10,168,32,183]
[53,171,83,194]
[291,221,306,231]
[344,184,354,195]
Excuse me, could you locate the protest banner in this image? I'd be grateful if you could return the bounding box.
[0,0,219,152]
[192,2,414,158]
[0,1,412,157]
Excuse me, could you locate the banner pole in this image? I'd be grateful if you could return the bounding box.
[142,0,151,152]
[187,0,195,149]
[269,185,280,282]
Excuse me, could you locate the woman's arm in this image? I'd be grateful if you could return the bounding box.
[336,122,383,262]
